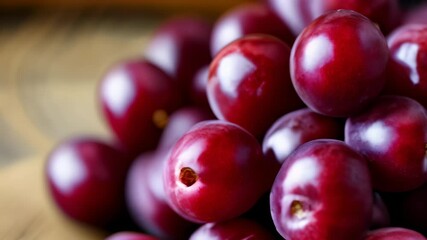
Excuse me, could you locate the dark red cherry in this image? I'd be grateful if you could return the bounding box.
[208,34,304,137]
[268,0,401,36]
[158,107,214,150]
[126,150,197,239]
[45,137,130,227]
[383,24,427,109]
[262,108,343,165]
[105,232,160,240]
[270,139,372,240]
[345,96,427,192]
[210,2,294,55]
[364,227,426,240]
[99,59,182,155]
[290,9,389,117]
[189,218,277,240]
[144,17,212,102]
[163,120,276,223]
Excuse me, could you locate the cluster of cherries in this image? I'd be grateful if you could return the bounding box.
[45,0,427,239]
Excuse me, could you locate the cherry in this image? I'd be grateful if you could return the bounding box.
[189,218,277,240]
[270,139,372,240]
[403,2,427,25]
[144,17,212,103]
[290,9,389,117]
[105,232,160,240]
[163,120,276,223]
[45,137,131,227]
[210,2,294,55]
[208,34,304,138]
[99,59,182,155]
[383,24,427,109]
[364,227,426,240]
[158,107,214,150]
[268,0,401,36]
[345,96,427,192]
[262,108,343,165]
[126,149,197,239]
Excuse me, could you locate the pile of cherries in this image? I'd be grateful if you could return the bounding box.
[45,0,427,239]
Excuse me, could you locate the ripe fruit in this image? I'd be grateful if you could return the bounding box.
[268,0,401,35]
[163,120,276,223]
[210,3,294,55]
[384,24,427,109]
[144,17,212,102]
[290,9,389,117]
[99,59,182,154]
[345,96,427,192]
[189,218,276,239]
[126,150,198,239]
[208,34,303,137]
[262,108,343,165]
[45,137,130,227]
[105,232,160,240]
[270,139,372,240]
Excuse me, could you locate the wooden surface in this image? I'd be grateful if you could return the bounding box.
[0,7,235,239]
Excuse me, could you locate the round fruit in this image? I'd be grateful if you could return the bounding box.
[364,227,426,240]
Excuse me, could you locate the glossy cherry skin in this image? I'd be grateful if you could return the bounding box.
[144,17,212,102]
[208,34,304,138]
[268,0,401,36]
[163,120,276,223]
[158,107,214,150]
[383,24,427,109]
[99,59,182,155]
[364,227,426,240]
[270,139,372,240]
[189,218,277,240]
[345,96,427,192]
[290,9,389,117]
[126,150,198,239]
[262,108,343,165]
[105,232,160,240]
[210,2,294,55]
[45,137,131,227]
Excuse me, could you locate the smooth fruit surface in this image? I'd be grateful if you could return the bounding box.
[364,227,426,240]
[105,232,160,240]
[45,137,130,227]
[345,96,427,192]
[99,59,182,154]
[208,34,303,137]
[290,9,389,117]
[270,139,372,240]
[163,120,275,223]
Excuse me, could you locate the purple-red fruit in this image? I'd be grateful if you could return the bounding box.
[345,96,427,192]
[270,139,372,240]
[46,137,130,227]
[126,150,197,239]
[99,59,182,154]
[163,120,276,223]
[105,232,160,240]
[208,34,303,137]
[290,10,389,117]
[364,227,426,240]
[210,2,294,55]
[263,108,343,165]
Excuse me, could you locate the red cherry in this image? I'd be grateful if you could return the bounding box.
[99,59,182,154]
[290,9,389,117]
[270,139,372,240]
[105,232,160,240]
[345,96,427,192]
[208,34,303,137]
[163,120,276,223]
[45,137,130,227]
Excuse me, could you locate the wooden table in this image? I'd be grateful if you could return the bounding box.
[0,6,245,238]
